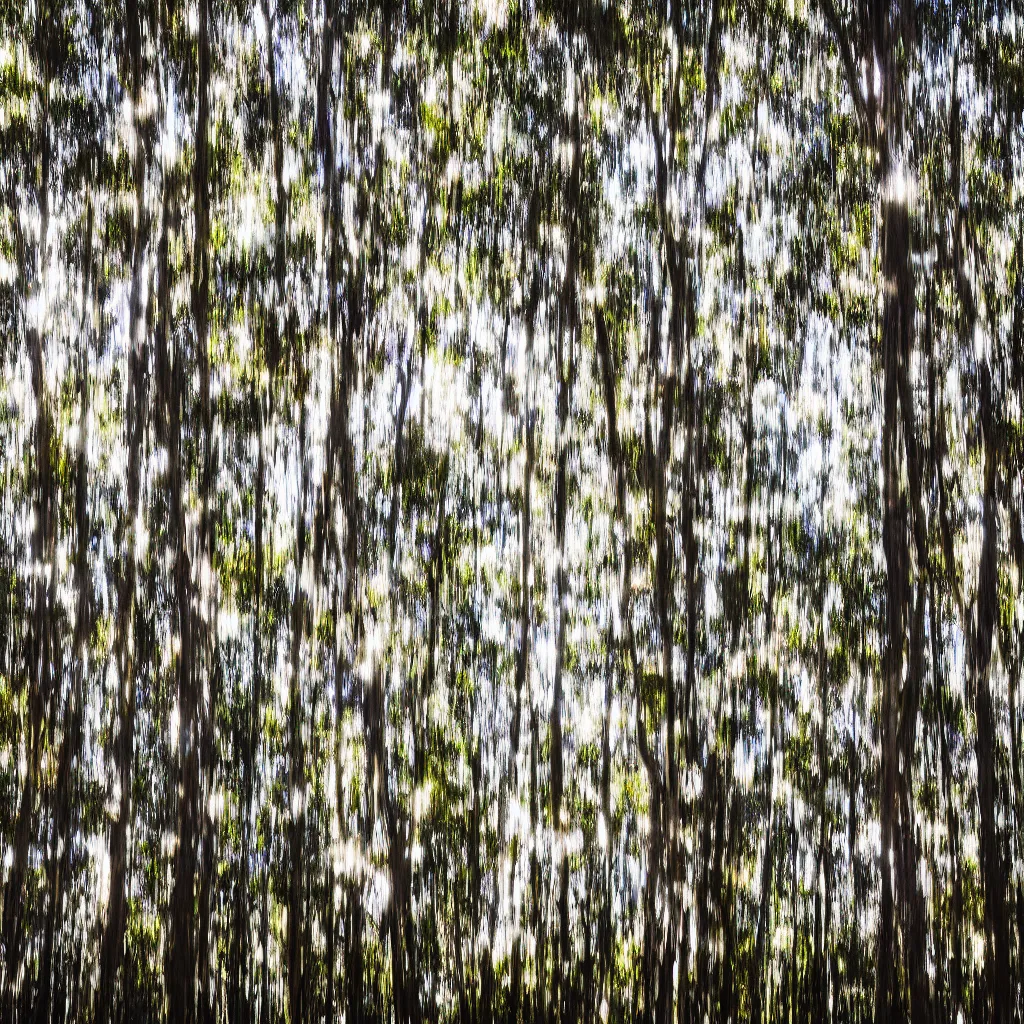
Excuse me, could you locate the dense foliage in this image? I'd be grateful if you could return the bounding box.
[1,0,1023,1021]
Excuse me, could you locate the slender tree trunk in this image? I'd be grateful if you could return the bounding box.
[169,0,211,1015]
[39,317,91,1024]
[551,110,581,1023]
[98,3,150,1010]
[973,361,1011,1024]
[2,18,54,1014]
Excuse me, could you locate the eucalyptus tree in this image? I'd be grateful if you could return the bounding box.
[1,1,1023,1023]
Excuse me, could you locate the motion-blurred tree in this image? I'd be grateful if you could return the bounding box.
[1,1,1022,1022]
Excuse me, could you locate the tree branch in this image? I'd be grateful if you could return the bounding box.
[818,0,870,137]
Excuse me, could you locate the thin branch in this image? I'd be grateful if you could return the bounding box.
[818,0,870,137]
